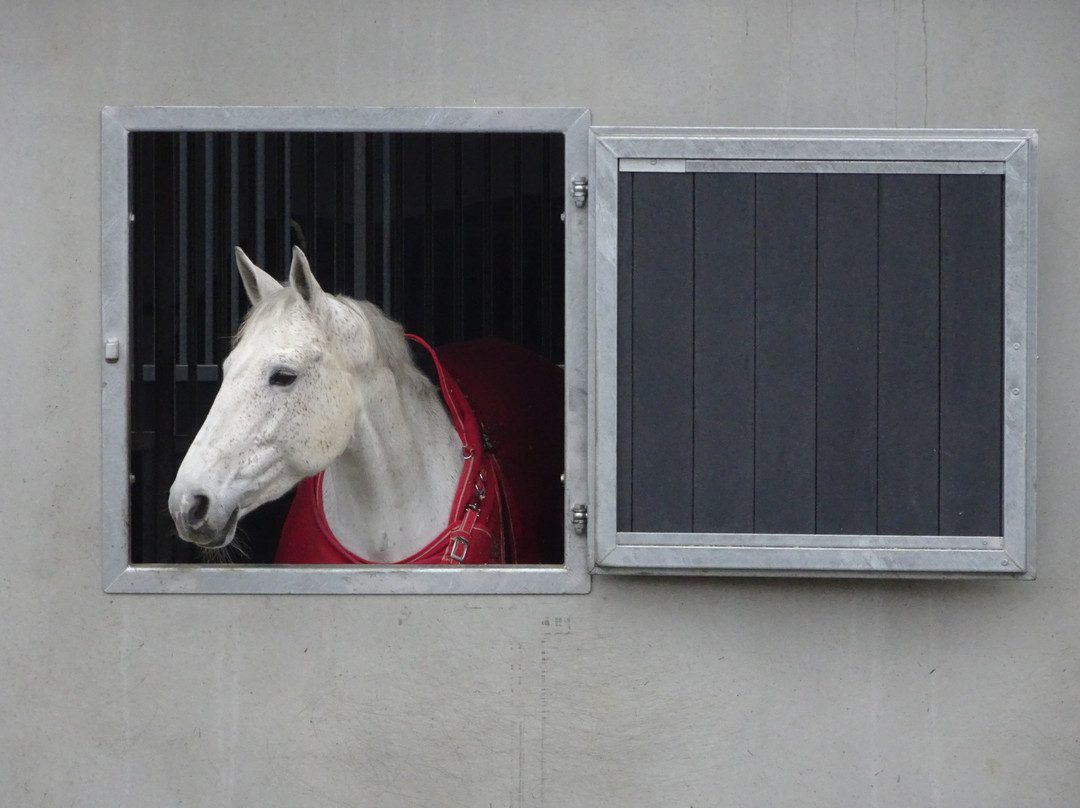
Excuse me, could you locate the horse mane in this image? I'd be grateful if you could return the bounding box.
[234,287,436,398]
[337,297,436,398]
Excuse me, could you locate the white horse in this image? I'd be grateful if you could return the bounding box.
[168,247,463,562]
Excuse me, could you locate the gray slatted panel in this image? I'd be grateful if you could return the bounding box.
[617,167,1007,541]
[628,173,695,532]
[875,174,941,534]
[816,174,879,534]
[692,173,756,532]
[939,174,1004,535]
[754,173,817,533]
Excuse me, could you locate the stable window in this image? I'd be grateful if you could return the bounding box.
[103,114,1037,592]
[590,128,1037,576]
[101,107,591,593]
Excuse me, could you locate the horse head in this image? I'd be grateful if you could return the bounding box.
[168,247,360,550]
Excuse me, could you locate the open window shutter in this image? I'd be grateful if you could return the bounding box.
[590,129,1037,577]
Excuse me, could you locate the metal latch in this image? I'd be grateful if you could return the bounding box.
[104,338,121,363]
[571,504,588,536]
[571,177,588,208]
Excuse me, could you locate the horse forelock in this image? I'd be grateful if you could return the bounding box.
[232,287,303,348]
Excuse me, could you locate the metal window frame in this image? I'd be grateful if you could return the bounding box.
[589,128,1038,577]
[101,106,592,594]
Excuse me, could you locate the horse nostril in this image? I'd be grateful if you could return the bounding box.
[187,494,210,527]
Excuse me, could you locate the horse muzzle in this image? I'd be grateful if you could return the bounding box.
[168,488,241,549]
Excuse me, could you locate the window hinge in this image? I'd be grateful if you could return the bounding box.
[571,176,588,208]
[571,504,588,536]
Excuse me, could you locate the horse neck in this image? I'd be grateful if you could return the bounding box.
[321,360,463,562]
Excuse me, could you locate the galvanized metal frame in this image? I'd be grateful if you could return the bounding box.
[590,128,1038,577]
[101,106,592,594]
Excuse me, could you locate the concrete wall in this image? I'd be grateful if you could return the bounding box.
[3,1,1078,805]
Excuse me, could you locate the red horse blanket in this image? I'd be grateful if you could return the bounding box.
[275,337,563,565]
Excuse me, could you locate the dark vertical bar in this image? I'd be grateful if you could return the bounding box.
[395,133,426,332]
[452,135,466,343]
[616,173,635,533]
[629,172,695,532]
[939,174,1004,536]
[382,134,394,313]
[129,133,153,432]
[539,134,555,360]
[255,133,267,267]
[429,134,458,345]
[548,133,566,363]
[282,133,293,267]
[177,134,189,369]
[152,134,180,562]
[203,133,215,365]
[330,133,343,293]
[229,133,241,337]
[132,133,169,562]
[816,174,879,534]
[332,134,348,295]
[307,133,318,261]
[460,134,486,340]
[692,172,756,533]
[517,133,545,354]
[754,173,818,533]
[356,132,373,300]
[423,134,436,339]
[511,136,525,347]
[489,134,516,342]
[209,133,231,398]
[878,174,940,534]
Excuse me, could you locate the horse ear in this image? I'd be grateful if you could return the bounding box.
[234,247,283,305]
[289,246,324,306]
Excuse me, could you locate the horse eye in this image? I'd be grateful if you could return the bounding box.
[269,369,298,387]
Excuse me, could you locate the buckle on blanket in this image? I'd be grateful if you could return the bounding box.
[448,535,469,563]
[466,470,487,512]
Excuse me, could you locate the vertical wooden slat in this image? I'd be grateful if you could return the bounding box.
[692,172,756,533]
[939,174,1004,536]
[816,174,879,534]
[616,173,635,533]
[629,172,695,532]
[878,174,940,535]
[754,173,817,533]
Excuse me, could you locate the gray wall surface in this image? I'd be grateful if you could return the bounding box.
[2,1,1077,805]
